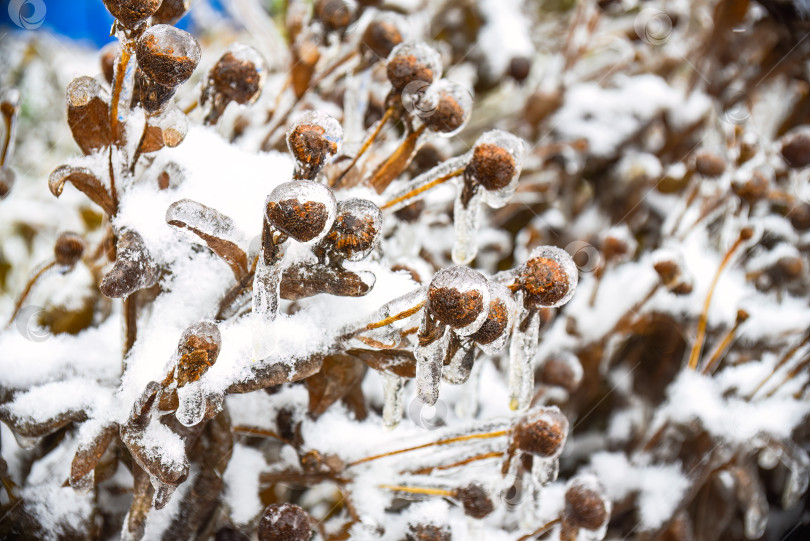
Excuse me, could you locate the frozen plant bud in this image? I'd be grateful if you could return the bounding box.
[694,151,726,178]
[0,167,14,199]
[136,25,201,88]
[102,0,161,28]
[513,406,569,458]
[780,128,810,168]
[322,198,382,261]
[99,230,158,298]
[206,44,265,106]
[175,321,221,387]
[265,180,337,243]
[406,523,451,541]
[466,130,526,197]
[258,503,312,541]
[653,252,693,295]
[54,232,85,268]
[66,76,111,155]
[386,42,443,94]
[362,17,403,59]
[286,111,343,180]
[427,266,490,333]
[151,0,191,25]
[468,297,509,346]
[508,56,531,82]
[563,476,609,531]
[420,81,472,136]
[314,0,354,32]
[539,354,582,393]
[510,246,578,309]
[454,484,494,519]
[732,170,770,204]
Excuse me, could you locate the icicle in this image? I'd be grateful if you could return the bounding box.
[732,463,768,540]
[442,333,475,385]
[508,305,539,411]
[175,382,206,427]
[455,360,482,419]
[780,442,810,509]
[382,372,405,429]
[415,318,448,406]
[452,184,484,265]
[252,246,285,322]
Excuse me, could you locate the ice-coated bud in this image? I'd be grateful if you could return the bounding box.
[513,406,569,458]
[258,503,312,541]
[54,232,85,268]
[386,42,443,94]
[322,198,382,261]
[286,110,343,180]
[427,266,490,335]
[102,0,161,28]
[781,128,810,169]
[265,180,337,243]
[136,25,201,88]
[175,321,221,387]
[563,476,610,532]
[466,130,526,197]
[151,0,191,25]
[420,80,472,136]
[468,282,514,354]
[510,246,578,309]
[362,16,404,59]
[206,44,266,106]
[454,484,494,519]
[314,0,354,32]
[406,523,451,541]
[99,230,158,298]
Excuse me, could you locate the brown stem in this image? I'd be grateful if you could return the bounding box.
[749,330,810,398]
[380,167,465,210]
[368,124,426,194]
[687,229,752,370]
[1,107,13,167]
[334,106,395,187]
[123,291,138,356]
[516,518,562,541]
[408,451,504,475]
[702,310,748,375]
[7,261,57,327]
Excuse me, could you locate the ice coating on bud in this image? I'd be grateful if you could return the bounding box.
[427,266,491,336]
[314,0,355,32]
[467,130,527,207]
[175,321,221,384]
[258,503,312,541]
[136,25,201,88]
[151,0,191,25]
[362,14,404,59]
[286,110,343,180]
[153,105,188,147]
[513,406,569,459]
[386,42,443,93]
[469,282,515,355]
[513,246,578,309]
[323,198,382,261]
[265,180,337,243]
[563,475,610,534]
[420,80,472,137]
[102,0,161,28]
[205,43,266,108]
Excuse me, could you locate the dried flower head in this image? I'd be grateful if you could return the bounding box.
[54,232,85,268]
[513,407,569,458]
[454,484,494,519]
[174,321,221,387]
[465,130,526,197]
[314,0,354,33]
[421,81,472,135]
[508,56,531,82]
[362,18,404,59]
[406,523,451,541]
[286,111,343,179]
[322,198,382,261]
[386,42,443,93]
[136,25,201,88]
[265,180,337,243]
[468,297,509,345]
[257,503,312,541]
[780,128,810,168]
[151,0,191,25]
[102,0,161,28]
[427,266,490,331]
[207,44,265,106]
[694,151,726,178]
[563,476,609,531]
[510,247,578,309]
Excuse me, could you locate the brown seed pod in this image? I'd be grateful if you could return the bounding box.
[427,267,489,330]
[422,88,469,135]
[467,144,517,192]
[137,73,178,114]
[538,356,581,393]
[99,230,158,298]
[102,0,161,28]
[468,298,509,345]
[781,128,810,168]
[151,0,191,25]
[66,76,111,155]
[731,170,770,204]
[454,484,494,519]
[362,18,403,60]
[386,42,442,94]
[406,523,452,541]
[136,25,201,88]
[258,503,312,541]
[508,56,531,82]
[100,42,119,86]
[512,406,569,458]
[175,321,221,387]
[694,151,726,177]
[265,180,337,243]
[314,0,354,32]
[54,232,85,268]
[0,166,14,199]
[511,247,577,309]
[564,477,609,531]
[322,198,382,261]
[206,45,265,106]
[286,111,343,180]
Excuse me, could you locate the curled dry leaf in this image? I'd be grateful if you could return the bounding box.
[280,262,375,300]
[99,230,159,298]
[49,164,116,216]
[305,353,367,416]
[66,76,111,155]
[166,199,249,280]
